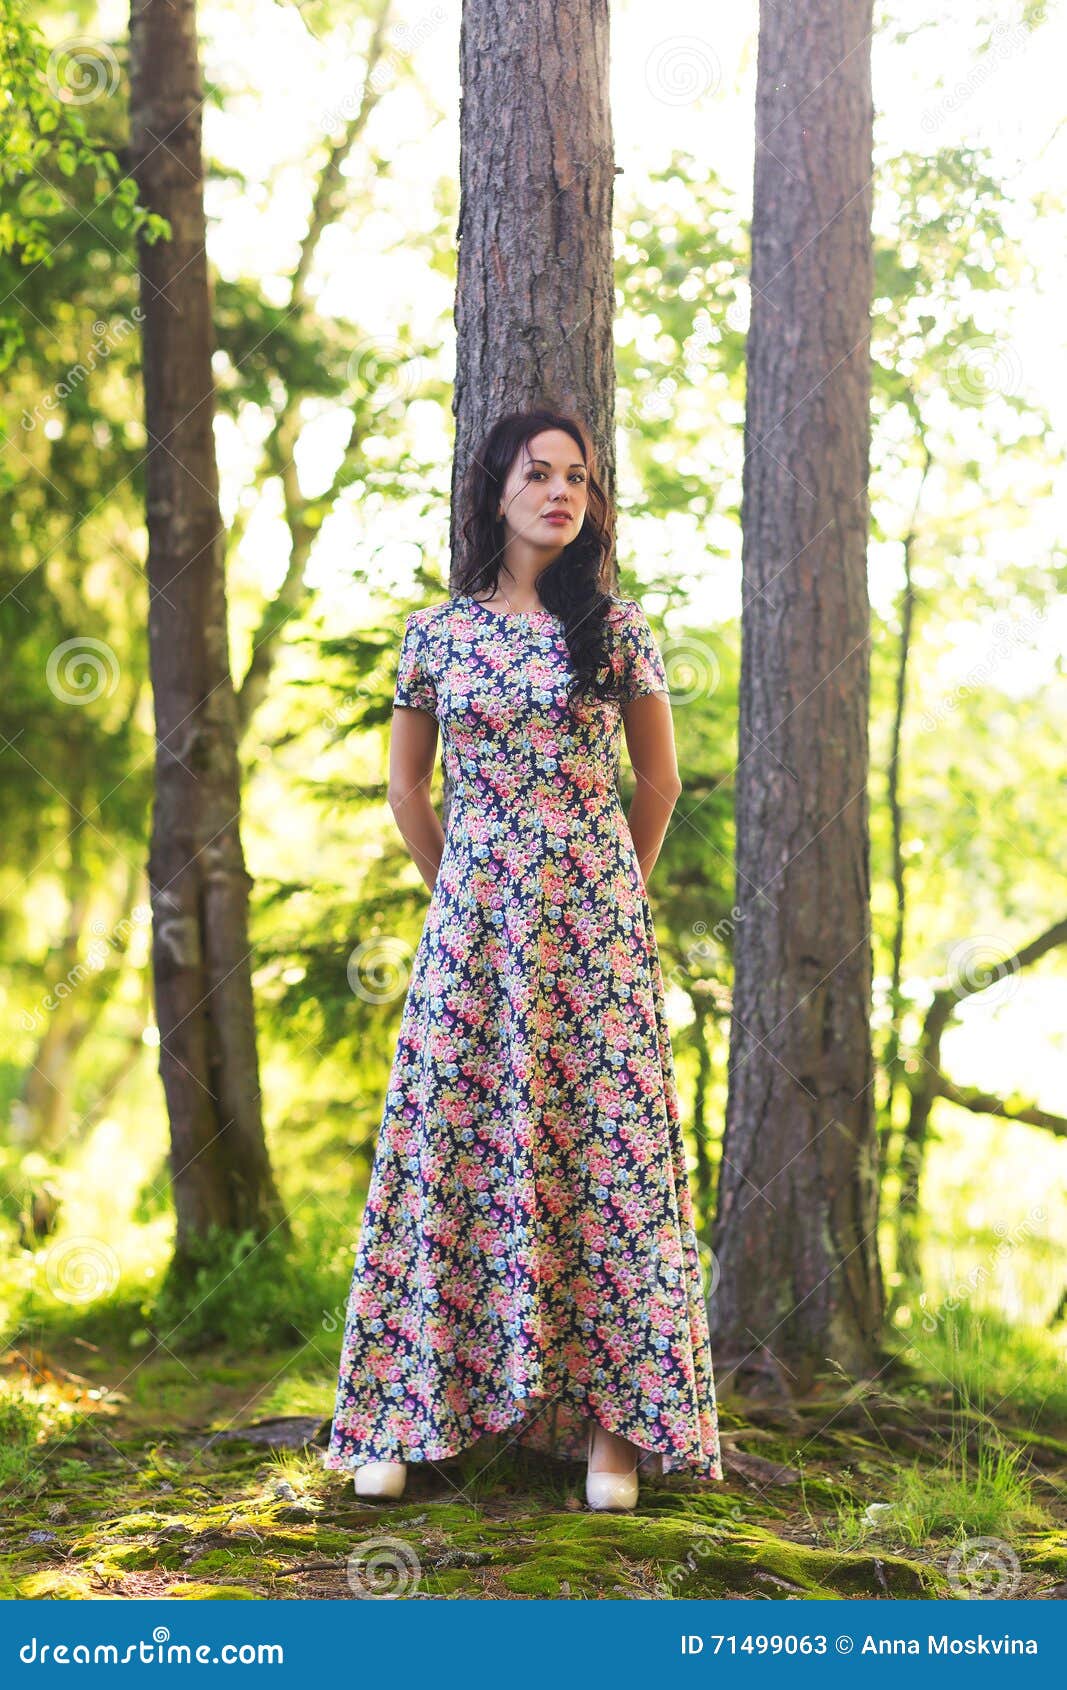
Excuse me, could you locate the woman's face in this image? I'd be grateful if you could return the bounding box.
[497,429,589,549]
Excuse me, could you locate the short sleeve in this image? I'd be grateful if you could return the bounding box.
[615,599,669,703]
[393,614,438,717]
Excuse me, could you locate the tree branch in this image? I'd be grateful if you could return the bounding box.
[233,0,394,736]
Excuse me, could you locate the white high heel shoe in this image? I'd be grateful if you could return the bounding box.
[353,1459,407,1500]
[585,1418,639,1512]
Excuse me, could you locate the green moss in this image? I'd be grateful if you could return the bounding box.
[461,1510,947,1601]
[16,1569,99,1600]
[306,1529,351,1554]
[180,1549,256,1576]
[499,1529,615,1598]
[424,1567,490,1595]
[80,1541,184,1574]
[1019,1533,1067,1575]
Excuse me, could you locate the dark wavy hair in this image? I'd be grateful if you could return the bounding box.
[453,407,627,707]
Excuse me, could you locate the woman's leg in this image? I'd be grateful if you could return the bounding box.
[588,1418,640,1473]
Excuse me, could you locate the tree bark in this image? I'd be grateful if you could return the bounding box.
[710,0,883,1388]
[451,0,618,545]
[129,0,286,1261]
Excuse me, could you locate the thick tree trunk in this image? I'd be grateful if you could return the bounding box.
[451,0,617,543]
[710,0,883,1388]
[129,0,286,1261]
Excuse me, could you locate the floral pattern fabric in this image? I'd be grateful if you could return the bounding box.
[326,593,724,1482]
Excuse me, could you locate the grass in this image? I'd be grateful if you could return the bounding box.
[812,1311,1056,1563]
[902,1302,1067,1425]
[0,1385,46,1488]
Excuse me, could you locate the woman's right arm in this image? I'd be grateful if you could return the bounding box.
[387,707,445,894]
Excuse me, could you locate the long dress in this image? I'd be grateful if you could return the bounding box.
[325,592,724,1482]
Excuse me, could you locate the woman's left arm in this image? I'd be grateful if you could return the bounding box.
[621,691,682,888]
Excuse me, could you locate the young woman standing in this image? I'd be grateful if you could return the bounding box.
[326,408,724,1511]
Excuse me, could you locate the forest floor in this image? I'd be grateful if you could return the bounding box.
[2,1329,1066,1603]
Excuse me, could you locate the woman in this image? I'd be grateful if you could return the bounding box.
[325,407,724,1511]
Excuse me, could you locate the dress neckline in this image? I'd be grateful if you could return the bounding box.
[463,594,559,624]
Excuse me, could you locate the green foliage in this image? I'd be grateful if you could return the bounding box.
[148,1206,351,1353]
[614,151,747,529]
[0,0,166,339]
[0,1380,44,1445]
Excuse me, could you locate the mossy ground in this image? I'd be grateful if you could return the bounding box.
[1,1331,1064,1602]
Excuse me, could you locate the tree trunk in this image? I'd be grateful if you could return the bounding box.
[689,999,715,1226]
[448,0,617,843]
[880,438,931,1163]
[129,0,286,1262]
[451,0,617,542]
[710,0,883,1389]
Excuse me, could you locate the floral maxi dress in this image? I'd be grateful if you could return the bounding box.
[326,594,724,1482]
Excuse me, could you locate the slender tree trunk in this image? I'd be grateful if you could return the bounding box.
[690,1000,714,1225]
[16,860,144,1151]
[451,0,617,540]
[710,0,884,1389]
[129,0,286,1263]
[880,438,932,1163]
